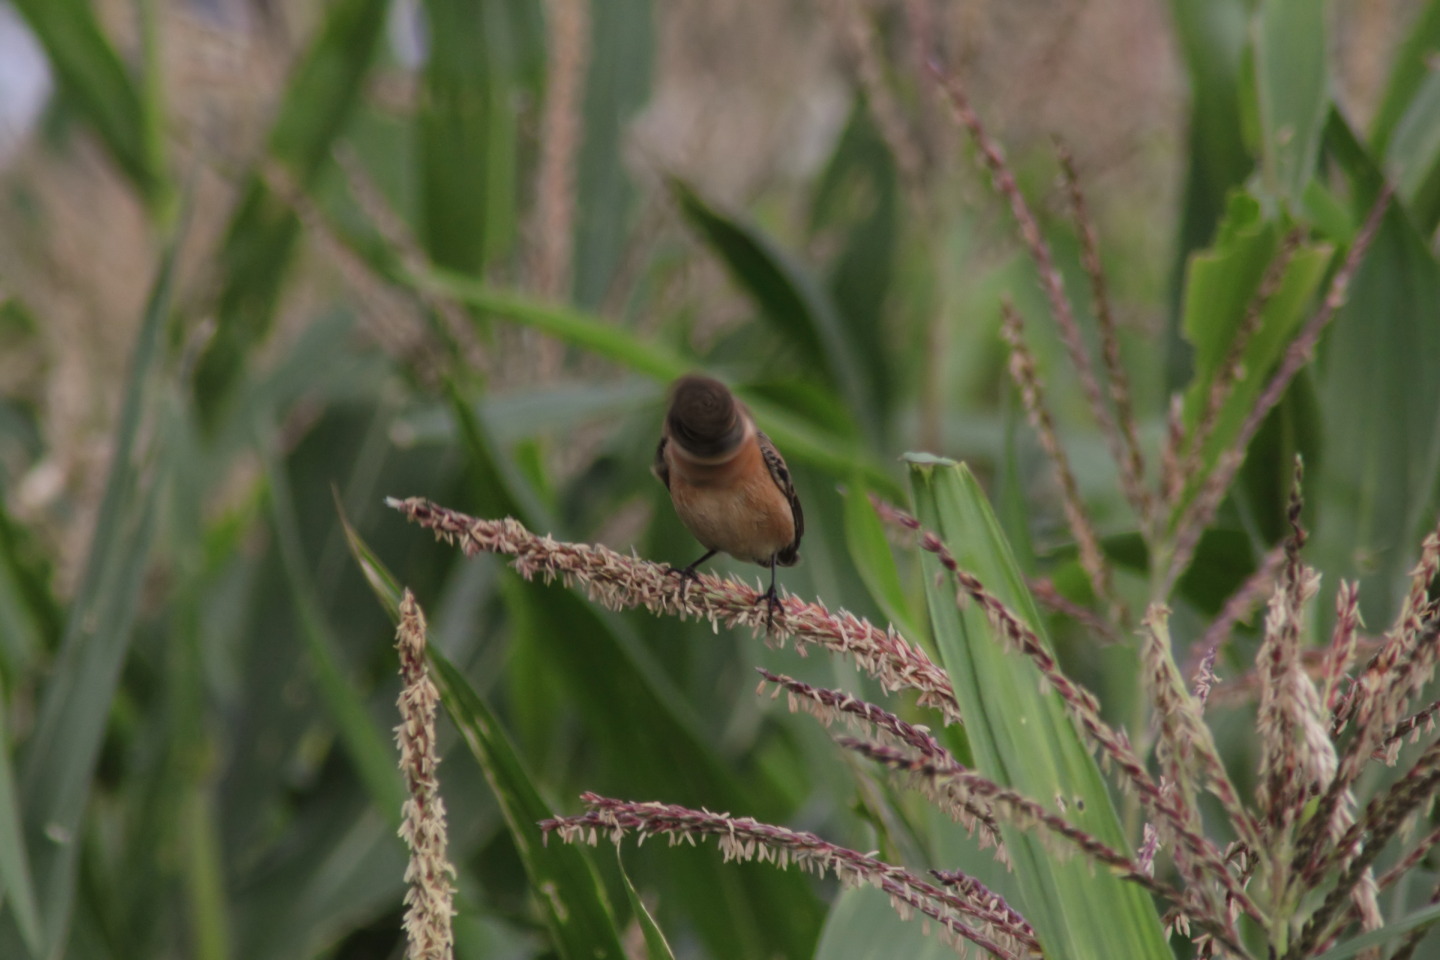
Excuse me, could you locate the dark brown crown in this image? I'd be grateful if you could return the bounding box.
[666,375,744,458]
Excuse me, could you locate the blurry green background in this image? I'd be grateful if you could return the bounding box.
[0,1,1438,958]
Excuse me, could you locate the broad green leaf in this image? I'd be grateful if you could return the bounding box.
[261,442,408,821]
[811,97,901,421]
[841,479,921,643]
[1166,0,1252,384]
[813,887,957,960]
[907,456,1169,959]
[431,650,630,960]
[194,0,391,421]
[3,235,179,958]
[1369,0,1440,155]
[673,182,878,434]
[1314,112,1440,621]
[617,851,677,960]
[418,0,512,273]
[1175,191,1331,520]
[11,0,165,205]
[401,267,904,496]
[1381,68,1440,233]
[0,698,39,954]
[1250,0,1328,205]
[574,0,653,307]
[1310,899,1440,960]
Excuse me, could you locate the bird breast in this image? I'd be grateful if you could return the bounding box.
[666,438,796,566]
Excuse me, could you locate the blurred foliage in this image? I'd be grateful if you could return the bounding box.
[0,0,1437,958]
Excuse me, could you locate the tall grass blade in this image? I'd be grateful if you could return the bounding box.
[2,235,179,957]
[573,0,652,306]
[430,650,630,960]
[418,0,509,273]
[0,701,39,954]
[262,443,407,821]
[1251,0,1328,204]
[194,0,390,421]
[672,182,878,433]
[907,455,1169,959]
[617,850,677,960]
[10,0,164,204]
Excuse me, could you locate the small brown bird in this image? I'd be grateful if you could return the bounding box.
[653,374,803,627]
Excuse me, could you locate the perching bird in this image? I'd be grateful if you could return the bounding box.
[653,374,803,627]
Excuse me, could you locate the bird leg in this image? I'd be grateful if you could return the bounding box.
[667,548,717,598]
[757,555,783,631]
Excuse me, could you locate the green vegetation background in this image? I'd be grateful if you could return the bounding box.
[0,1,1438,958]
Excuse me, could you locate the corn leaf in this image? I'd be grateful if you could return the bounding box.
[907,455,1169,959]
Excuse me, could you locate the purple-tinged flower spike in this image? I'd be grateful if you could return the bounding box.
[924,58,1135,549]
[1000,301,1119,622]
[1178,229,1305,504]
[1164,187,1392,594]
[1188,542,1287,708]
[1056,141,1153,535]
[1140,606,1263,863]
[871,498,1262,934]
[757,670,1005,859]
[387,497,961,724]
[394,591,457,960]
[1301,517,1440,873]
[1254,462,1334,857]
[1027,576,1122,645]
[1286,737,1440,959]
[541,793,1038,960]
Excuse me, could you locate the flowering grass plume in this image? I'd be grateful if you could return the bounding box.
[540,793,1039,960]
[394,590,457,960]
[384,496,960,723]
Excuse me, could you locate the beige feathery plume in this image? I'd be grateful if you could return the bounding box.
[395,590,456,960]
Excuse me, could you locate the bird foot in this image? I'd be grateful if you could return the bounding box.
[665,563,703,599]
[755,586,783,632]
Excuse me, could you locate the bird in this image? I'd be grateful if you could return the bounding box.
[653,374,803,628]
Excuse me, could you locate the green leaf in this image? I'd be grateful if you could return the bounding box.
[811,97,901,421]
[672,182,879,434]
[418,0,512,273]
[841,479,921,643]
[430,650,630,960]
[1166,0,1253,384]
[1251,0,1329,205]
[1380,67,1440,233]
[1175,191,1331,518]
[1313,113,1440,621]
[1310,899,1440,960]
[617,850,677,960]
[261,439,408,822]
[906,456,1169,959]
[0,699,39,955]
[336,490,403,623]
[574,0,653,307]
[11,0,165,204]
[1369,0,1440,155]
[194,0,391,422]
[400,267,904,497]
[3,232,179,958]
[813,887,957,960]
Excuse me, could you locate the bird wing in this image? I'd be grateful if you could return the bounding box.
[756,430,803,565]
[652,436,671,490]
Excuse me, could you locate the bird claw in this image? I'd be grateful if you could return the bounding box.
[665,563,703,599]
[756,586,783,632]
